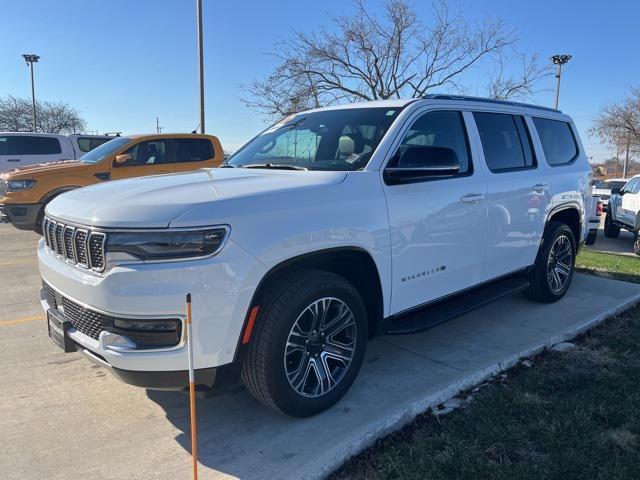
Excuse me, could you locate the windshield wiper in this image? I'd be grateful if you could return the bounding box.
[243,163,308,171]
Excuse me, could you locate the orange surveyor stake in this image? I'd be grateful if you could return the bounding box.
[186,293,198,480]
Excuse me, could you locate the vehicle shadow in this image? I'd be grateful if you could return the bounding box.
[145,385,303,478]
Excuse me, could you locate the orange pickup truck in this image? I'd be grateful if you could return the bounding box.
[0,133,223,232]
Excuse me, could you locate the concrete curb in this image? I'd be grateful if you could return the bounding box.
[299,289,640,480]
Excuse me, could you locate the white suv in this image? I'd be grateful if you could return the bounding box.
[605,174,640,254]
[38,96,591,416]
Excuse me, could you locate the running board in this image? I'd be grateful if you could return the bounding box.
[386,275,530,335]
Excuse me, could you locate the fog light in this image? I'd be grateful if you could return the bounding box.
[113,318,179,331]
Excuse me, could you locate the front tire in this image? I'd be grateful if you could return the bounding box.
[634,230,640,256]
[585,228,597,245]
[526,222,576,303]
[241,270,368,417]
[604,214,620,238]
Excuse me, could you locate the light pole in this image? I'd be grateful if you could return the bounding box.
[22,54,40,132]
[550,54,571,109]
[196,0,205,134]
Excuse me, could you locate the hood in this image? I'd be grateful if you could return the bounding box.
[46,167,348,228]
[1,160,84,179]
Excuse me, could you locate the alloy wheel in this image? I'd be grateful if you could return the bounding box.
[284,297,357,398]
[547,234,573,293]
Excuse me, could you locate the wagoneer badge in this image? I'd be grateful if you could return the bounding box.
[402,265,446,282]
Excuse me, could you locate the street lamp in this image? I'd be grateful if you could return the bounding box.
[22,53,40,132]
[196,0,205,134]
[550,54,571,109]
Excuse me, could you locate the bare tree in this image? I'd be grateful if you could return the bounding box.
[486,54,552,100]
[243,0,551,118]
[0,95,87,134]
[590,87,640,176]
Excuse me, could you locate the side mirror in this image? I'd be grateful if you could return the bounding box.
[611,187,621,195]
[384,146,460,185]
[114,154,132,166]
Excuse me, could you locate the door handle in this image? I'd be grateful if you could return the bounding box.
[531,182,548,192]
[7,158,20,162]
[460,193,484,204]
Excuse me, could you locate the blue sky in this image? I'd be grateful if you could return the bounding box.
[1,0,638,161]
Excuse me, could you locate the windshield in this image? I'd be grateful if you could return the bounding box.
[227,107,401,171]
[603,180,627,190]
[79,137,131,164]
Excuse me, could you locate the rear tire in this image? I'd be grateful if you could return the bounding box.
[634,230,640,256]
[241,270,368,417]
[604,214,620,238]
[525,221,576,303]
[585,229,597,245]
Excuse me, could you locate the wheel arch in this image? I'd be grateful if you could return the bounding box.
[39,186,82,206]
[235,247,385,359]
[546,203,581,246]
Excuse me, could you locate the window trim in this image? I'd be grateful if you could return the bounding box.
[382,109,474,186]
[531,116,580,168]
[473,112,538,174]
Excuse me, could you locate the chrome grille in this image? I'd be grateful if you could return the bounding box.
[64,226,75,261]
[88,233,106,270]
[42,216,106,271]
[0,180,7,197]
[75,229,89,267]
[55,223,65,255]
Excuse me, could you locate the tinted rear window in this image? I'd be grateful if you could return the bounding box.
[77,137,111,153]
[603,180,627,190]
[473,112,536,172]
[0,135,62,155]
[174,138,214,163]
[532,118,578,166]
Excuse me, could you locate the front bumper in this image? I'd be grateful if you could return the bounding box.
[0,203,43,231]
[38,237,266,387]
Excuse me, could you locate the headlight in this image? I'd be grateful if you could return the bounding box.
[105,227,229,260]
[7,179,37,191]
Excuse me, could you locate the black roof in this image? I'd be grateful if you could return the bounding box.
[423,94,561,113]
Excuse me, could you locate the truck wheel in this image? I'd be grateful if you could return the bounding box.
[634,231,640,256]
[604,214,620,238]
[241,270,367,417]
[525,221,576,303]
[585,229,597,245]
[34,205,46,235]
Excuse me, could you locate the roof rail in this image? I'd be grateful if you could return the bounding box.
[422,94,561,113]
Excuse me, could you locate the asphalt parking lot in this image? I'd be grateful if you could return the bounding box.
[585,214,637,256]
[2,223,640,480]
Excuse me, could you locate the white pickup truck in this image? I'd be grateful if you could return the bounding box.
[0,132,113,172]
[38,96,591,416]
[605,174,640,255]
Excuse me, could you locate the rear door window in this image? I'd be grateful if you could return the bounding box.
[473,112,535,172]
[0,135,62,155]
[173,138,214,163]
[532,118,578,166]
